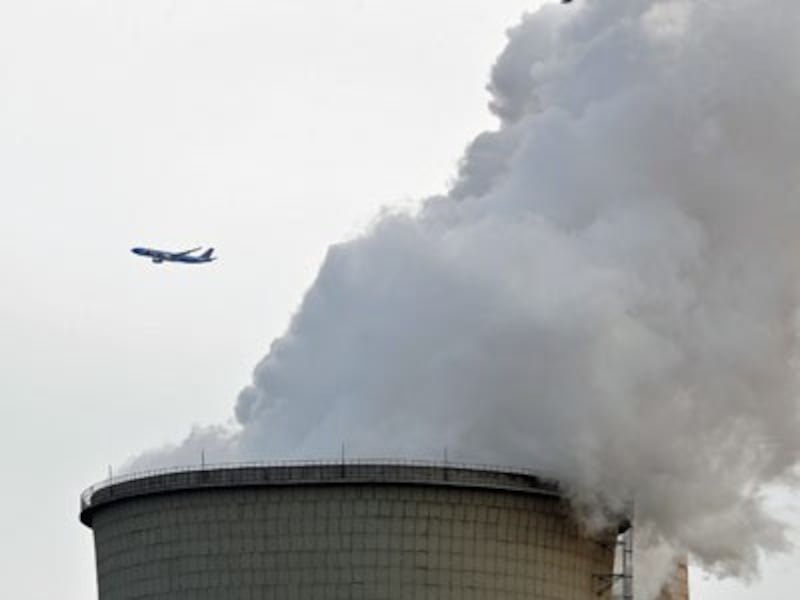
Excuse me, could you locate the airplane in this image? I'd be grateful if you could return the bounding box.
[131,246,216,264]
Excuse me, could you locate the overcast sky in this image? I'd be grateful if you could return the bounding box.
[1,1,797,598]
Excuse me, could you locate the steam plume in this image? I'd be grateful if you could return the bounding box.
[132,0,800,591]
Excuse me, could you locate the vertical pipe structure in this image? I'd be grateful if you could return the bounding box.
[610,527,690,600]
[621,529,634,600]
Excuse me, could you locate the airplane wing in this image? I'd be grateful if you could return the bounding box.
[170,247,203,257]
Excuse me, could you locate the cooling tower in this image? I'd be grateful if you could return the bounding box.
[80,462,621,600]
[657,561,690,600]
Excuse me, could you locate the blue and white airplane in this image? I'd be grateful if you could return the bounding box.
[131,246,216,264]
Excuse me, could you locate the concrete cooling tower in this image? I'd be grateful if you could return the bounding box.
[80,462,625,600]
[657,562,690,600]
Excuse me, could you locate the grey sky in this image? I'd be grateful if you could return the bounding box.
[0,1,796,598]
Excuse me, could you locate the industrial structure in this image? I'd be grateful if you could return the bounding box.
[80,461,627,599]
[658,562,690,600]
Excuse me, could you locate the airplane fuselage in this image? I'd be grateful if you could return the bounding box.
[131,247,216,264]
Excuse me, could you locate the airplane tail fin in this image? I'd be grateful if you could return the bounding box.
[201,247,215,260]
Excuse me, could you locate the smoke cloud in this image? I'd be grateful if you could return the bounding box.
[132,0,800,591]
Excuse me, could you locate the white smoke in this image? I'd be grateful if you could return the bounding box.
[132,0,800,592]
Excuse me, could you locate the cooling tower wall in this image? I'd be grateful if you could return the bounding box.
[80,463,617,600]
[658,561,690,600]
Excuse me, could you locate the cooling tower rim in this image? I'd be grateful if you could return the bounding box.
[79,459,567,527]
